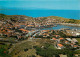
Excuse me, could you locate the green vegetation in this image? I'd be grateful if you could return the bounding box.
[0,14,80,24]
[35,35,51,39]
[35,46,75,57]
[9,41,37,57]
[67,19,80,24]
[58,31,67,38]
[0,48,10,57]
[76,38,80,44]
[48,16,80,24]
[48,45,56,49]
[0,44,11,57]
[0,14,6,18]
[0,14,32,21]
[0,39,79,57]
[0,14,6,20]
[75,50,80,54]
[34,42,79,57]
[67,19,76,23]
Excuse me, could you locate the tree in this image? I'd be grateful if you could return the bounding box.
[0,48,11,57]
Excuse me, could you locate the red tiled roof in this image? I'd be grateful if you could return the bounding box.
[74,45,78,48]
[59,38,64,40]
[58,44,63,47]
[52,38,56,40]
[19,29,28,32]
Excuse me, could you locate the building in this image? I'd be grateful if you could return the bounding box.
[57,44,64,49]
[59,54,67,57]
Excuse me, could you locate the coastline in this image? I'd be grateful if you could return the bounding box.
[56,23,80,27]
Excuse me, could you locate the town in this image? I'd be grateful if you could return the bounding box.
[0,14,80,57]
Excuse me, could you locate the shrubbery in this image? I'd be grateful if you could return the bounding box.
[34,45,75,57]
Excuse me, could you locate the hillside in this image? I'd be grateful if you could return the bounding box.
[46,16,80,24]
[0,14,80,24]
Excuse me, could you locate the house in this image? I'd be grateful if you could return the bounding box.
[54,35,60,38]
[71,38,78,44]
[57,44,64,49]
[17,35,22,39]
[74,54,80,57]
[66,38,72,41]
[66,30,80,36]
[14,25,20,29]
[19,29,28,33]
[52,38,56,40]
[71,41,76,44]
[50,38,57,41]
[59,38,64,40]
[27,25,34,28]
[72,38,78,42]
[73,45,78,48]
[59,54,67,57]
[70,43,74,47]
[41,30,50,32]
[65,41,69,44]
[76,33,80,36]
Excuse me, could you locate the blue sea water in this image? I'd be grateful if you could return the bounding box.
[42,25,80,30]
[0,10,80,19]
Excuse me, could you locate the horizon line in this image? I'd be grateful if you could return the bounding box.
[0,9,80,10]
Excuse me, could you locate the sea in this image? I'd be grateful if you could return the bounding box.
[42,25,80,30]
[0,10,80,30]
[0,10,80,19]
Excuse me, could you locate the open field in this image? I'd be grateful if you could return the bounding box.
[9,39,53,57]
[76,38,80,44]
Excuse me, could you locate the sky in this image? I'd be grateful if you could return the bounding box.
[0,0,80,10]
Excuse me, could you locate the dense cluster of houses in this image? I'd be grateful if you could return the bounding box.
[0,16,80,50]
[33,30,80,50]
[51,36,80,49]
[0,20,34,40]
[0,17,57,40]
[60,28,80,37]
